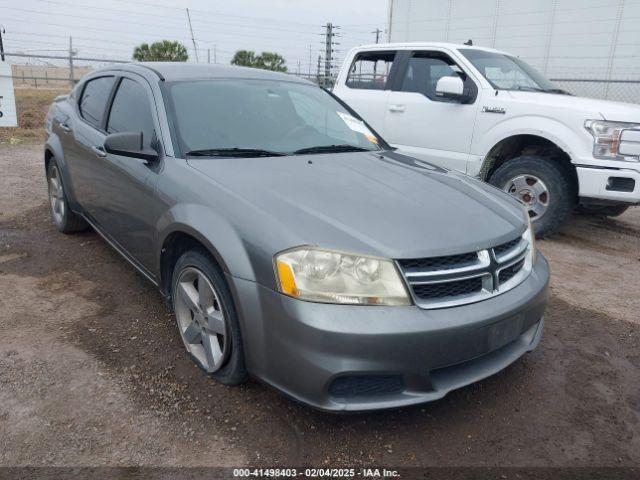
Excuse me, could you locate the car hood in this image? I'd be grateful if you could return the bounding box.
[507,91,640,123]
[187,151,525,260]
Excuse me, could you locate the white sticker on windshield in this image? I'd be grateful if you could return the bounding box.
[337,111,378,143]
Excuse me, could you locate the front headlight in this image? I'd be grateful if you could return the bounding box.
[274,247,411,306]
[584,119,640,161]
[523,211,537,266]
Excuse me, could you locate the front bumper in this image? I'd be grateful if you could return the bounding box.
[231,254,549,412]
[576,164,640,203]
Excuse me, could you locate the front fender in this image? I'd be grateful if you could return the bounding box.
[155,203,261,285]
[475,115,592,163]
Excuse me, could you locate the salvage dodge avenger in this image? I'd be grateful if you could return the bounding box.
[44,63,549,411]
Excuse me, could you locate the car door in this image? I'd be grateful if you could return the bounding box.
[384,49,480,173]
[333,50,398,134]
[89,74,162,273]
[65,75,116,210]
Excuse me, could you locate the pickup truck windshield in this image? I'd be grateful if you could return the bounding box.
[165,79,382,157]
[459,49,558,92]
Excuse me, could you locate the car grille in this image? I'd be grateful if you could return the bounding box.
[397,234,531,309]
[412,276,484,300]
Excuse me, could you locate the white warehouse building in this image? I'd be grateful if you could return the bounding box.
[387,0,640,102]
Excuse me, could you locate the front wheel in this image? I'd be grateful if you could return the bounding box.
[489,155,577,237]
[171,250,247,385]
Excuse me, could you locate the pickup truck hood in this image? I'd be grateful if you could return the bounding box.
[187,151,525,259]
[507,91,640,123]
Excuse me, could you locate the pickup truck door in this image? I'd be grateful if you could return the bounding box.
[332,51,399,134]
[383,50,480,173]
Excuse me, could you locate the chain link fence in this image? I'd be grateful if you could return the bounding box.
[3,52,638,103]
[549,78,640,104]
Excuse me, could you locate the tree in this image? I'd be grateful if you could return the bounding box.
[256,52,287,72]
[231,50,257,67]
[132,40,188,62]
[231,50,288,72]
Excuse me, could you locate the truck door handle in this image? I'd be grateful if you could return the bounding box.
[60,122,72,133]
[388,104,405,113]
[91,145,107,158]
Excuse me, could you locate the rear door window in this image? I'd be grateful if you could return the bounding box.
[107,78,156,148]
[78,76,115,129]
[346,52,396,90]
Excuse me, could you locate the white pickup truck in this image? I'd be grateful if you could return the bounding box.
[334,42,640,235]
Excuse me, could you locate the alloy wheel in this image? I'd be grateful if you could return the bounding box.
[174,267,229,373]
[504,174,550,220]
[48,165,66,226]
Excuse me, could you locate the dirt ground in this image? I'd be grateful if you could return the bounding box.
[0,143,639,469]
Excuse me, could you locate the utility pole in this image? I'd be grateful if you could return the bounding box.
[373,28,382,43]
[322,22,339,88]
[0,27,5,62]
[214,45,217,64]
[68,36,75,87]
[316,54,321,84]
[186,8,199,62]
[207,48,210,64]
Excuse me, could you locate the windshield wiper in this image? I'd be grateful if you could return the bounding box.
[185,148,286,158]
[292,144,373,155]
[511,85,546,92]
[544,88,572,95]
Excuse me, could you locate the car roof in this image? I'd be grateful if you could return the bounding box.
[97,62,312,84]
[350,42,510,56]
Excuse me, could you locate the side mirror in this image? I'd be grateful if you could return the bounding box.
[104,132,158,162]
[435,76,465,102]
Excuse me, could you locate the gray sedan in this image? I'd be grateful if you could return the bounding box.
[44,63,549,411]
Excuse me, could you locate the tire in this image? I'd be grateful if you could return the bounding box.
[578,204,630,217]
[489,155,577,237]
[171,249,247,386]
[46,158,89,233]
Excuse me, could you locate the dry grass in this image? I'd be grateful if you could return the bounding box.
[0,88,70,144]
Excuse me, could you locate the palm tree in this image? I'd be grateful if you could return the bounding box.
[231,50,258,67]
[133,41,188,62]
[256,52,287,72]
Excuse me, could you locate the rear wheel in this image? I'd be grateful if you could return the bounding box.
[46,159,88,233]
[171,250,247,385]
[489,155,576,237]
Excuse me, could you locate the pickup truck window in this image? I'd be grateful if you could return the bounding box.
[399,53,464,100]
[107,78,156,149]
[346,52,395,90]
[460,49,556,92]
[79,76,115,129]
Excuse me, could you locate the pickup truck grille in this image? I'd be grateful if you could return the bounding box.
[397,234,531,309]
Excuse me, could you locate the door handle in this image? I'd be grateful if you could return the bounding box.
[59,122,72,133]
[388,104,405,113]
[91,145,107,158]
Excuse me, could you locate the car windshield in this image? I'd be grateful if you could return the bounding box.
[164,79,383,157]
[459,49,559,92]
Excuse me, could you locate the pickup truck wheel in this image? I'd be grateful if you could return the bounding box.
[489,155,576,237]
[171,250,247,386]
[46,159,89,233]
[578,204,630,217]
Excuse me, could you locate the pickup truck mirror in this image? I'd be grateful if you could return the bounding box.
[435,76,465,102]
[104,132,159,162]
